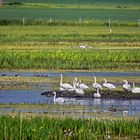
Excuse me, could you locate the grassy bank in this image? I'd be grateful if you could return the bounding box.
[0,115,140,139]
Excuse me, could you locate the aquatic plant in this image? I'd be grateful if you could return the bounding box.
[0,116,140,140]
[0,49,139,70]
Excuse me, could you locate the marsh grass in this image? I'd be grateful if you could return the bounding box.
[0,115,140,140]
[0,49,139,70]
[0,26,140,43]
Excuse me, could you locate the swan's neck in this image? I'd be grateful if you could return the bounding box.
[94,77,96,83]
[74,77,77,82]
[104,79,107,84]
[133,82,135,88]
[73,81,76,89]
[97,88,99,93]
[60,75,63,84]
[124,81,128,85]
[53,93,56,101]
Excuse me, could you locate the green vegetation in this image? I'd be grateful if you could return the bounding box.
[0,1,140,138]
[0,1,140,71]
[0,26,139,70]
[0,49,139,70]
[4,0,140,5]
[0,0,140,26]
[0,115,140,139]
[0,26,140,43]
[0,8,139,26]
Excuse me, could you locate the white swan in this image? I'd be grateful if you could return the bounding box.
[93,87,101,98]
[53,92,65,104]
[73,80,84,95]
[74,77,79,88]
[59,74,74,91]
[131,82,140,93]
[93,76,102,89]
[123,80,131,91]
[79,80,89,89]
[80,45,87,49]
[103,79,116,90]
[59,87,66,91]
[74,77,89,89]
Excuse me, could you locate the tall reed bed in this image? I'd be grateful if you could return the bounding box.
[0,115,140,140]
[0,49,139,70]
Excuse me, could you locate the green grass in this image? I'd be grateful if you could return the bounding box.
[0,115,140,140]
[0,49,139,70]
[1,0,140,26]
[4,0,140,5]
[2,2,140,10]
[0,25,139,71]
[0,26,140,44]
[0,8,140,23]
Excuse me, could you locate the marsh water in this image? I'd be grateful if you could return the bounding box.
[0,71,140,117]
[0,89,140,117]
[0,71,140,78]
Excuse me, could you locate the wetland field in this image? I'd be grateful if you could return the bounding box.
[0,0,140,139]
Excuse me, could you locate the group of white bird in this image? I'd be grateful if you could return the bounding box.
[52,74,140,104]
[60,74,140,92]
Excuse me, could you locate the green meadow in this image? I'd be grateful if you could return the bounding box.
[0,25,140,70]
[0,26,140,43]
[0,0,140,70]
[0,0,140,25]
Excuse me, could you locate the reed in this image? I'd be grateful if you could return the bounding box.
[0,49,139,70]
[0,116,140,140]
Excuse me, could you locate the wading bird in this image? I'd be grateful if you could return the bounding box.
[103,79,116,90]
[74,77,89,90]
[93,76,102,89]
[59,74,74,91]
[53,92,65,104]
[73,80,84,95]
[123,80,131,91]
[93,87,101,98]
[131,82,140,93]
[78,80,89,89]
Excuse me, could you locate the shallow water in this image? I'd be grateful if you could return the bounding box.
[0,71,140,78]
[0,89,140,117]
[0,71,140,118]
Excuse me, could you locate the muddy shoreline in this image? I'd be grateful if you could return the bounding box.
[41,90,140,100]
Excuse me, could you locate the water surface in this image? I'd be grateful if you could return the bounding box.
[0,89,140,117]
[0,71,140,78]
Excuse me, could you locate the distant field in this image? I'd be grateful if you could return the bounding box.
[0,8,140,23]
[4,0,140,5]
[0,26,140,44]
[0,0,140,25]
